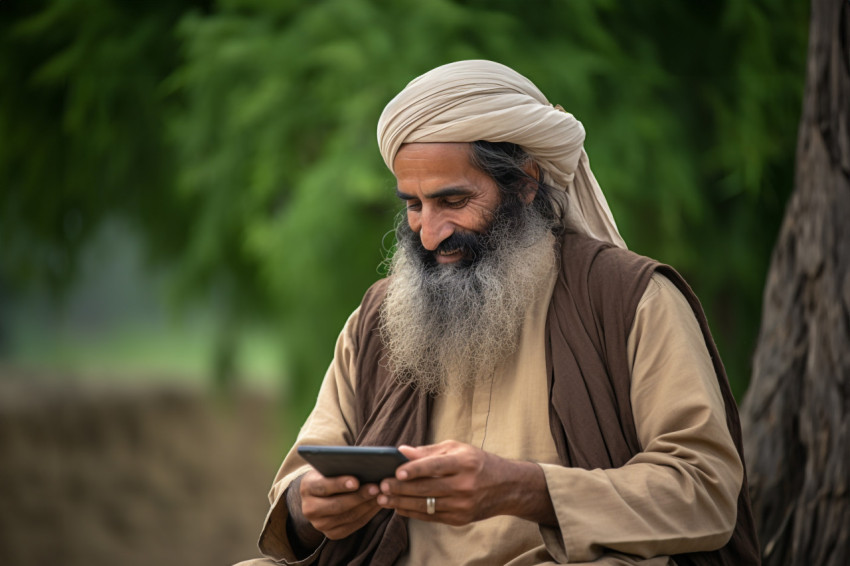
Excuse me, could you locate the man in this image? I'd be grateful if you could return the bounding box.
[239,60,759,565]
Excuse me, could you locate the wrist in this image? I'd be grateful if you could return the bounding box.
[285,476,325,557]
[499,459,557,526]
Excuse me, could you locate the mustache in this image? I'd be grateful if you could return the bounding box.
[435,231,486,259]
[396,220,488,268]
[393,194,531,269]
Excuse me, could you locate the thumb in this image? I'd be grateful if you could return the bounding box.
[398,443,447,460]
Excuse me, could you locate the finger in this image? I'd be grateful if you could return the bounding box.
[324,504,382,540]
[396,452,465,480]
[380,476,449,498]
[303,485,380,523]
[389,496,473,527]
[312,495,383,539]
[377,492,434,513]
[302,472,361,497]
[397,441,454,461]
[377,493,465,524]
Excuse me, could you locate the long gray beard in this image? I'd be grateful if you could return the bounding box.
[379,205,556,394]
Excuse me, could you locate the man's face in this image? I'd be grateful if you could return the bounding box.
[393,142,501,265]
[382,142,555,393]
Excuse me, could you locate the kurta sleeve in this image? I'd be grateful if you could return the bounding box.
[256,308,362,564]
[538,273,743,562]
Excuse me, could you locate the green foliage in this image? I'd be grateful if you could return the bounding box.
[494,0,809,397]
[1,0,807,410]
[167,0,529,412]
[0,0,197,294]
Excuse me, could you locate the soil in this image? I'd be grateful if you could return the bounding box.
[0,372,289,566]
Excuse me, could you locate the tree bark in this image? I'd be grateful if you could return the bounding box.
[740,1,850,565]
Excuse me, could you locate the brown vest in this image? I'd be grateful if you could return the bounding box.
[317,232,759,566]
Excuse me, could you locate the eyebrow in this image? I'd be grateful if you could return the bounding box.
[395,186,472,200]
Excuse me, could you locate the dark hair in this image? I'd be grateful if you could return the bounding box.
[469,140,566,234]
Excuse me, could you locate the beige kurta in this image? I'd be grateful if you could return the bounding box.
[254,266,743,565]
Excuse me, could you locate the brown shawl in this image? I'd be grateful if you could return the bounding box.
[315,231,759,565]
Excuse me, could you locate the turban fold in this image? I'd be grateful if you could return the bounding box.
[377,60,626,249]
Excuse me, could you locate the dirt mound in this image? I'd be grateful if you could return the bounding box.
[0,375,287,566]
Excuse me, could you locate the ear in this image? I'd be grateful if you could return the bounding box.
[520,160,540,204]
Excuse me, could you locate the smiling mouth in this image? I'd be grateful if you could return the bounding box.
[435,248,463,263]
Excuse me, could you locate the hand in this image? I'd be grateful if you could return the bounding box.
[298,469,382,540]
[376,440,556,526]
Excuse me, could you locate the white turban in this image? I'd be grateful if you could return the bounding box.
[377,60,626,249]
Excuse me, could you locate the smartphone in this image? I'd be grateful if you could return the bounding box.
[297,445,409,484]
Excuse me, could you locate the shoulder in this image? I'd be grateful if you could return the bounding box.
[361,277,392,308]
[631,271,705,338]
[638,271,688,303]
[557,232,659,323]
[559,231,658,284]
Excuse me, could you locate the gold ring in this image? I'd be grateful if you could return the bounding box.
[426,496,436,515]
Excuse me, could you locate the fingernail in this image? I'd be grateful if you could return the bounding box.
[345,479,355,489]
[377,495,388,505]
[397,470,408,480]
[380,481,390,493]
[368,485,379,496]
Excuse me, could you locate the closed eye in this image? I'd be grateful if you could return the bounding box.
[443,197,470,209]
[396,187,472,211]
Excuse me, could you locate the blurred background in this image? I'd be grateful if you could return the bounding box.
[0,0,808,564]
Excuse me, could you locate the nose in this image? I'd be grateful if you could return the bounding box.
[410,209,453,251]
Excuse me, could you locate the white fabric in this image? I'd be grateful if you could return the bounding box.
[377,60,626,248]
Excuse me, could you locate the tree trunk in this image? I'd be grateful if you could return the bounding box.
[740,1,850,565]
